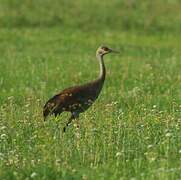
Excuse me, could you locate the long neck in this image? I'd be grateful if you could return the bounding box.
[96,54,106,82]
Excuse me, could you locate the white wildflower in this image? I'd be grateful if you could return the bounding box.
[147,145,153,149]
[30,172,37,178]
[116,152,122,157]
[0,126,6,130]
[1,134,7,139]
[165,133,172,137]
[153,105,157,108]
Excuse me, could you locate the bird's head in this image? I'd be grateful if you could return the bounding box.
[96,46,119,57]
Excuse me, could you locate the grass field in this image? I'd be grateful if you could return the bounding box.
[0,0,181,179]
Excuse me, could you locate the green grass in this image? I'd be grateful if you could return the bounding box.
[0,0,181,179]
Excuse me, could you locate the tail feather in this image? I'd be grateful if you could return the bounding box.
[43,95,61,120]
[43,101,56,120]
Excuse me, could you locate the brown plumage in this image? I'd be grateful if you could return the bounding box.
[43,46,118,132]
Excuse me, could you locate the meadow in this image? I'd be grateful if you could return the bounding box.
[0,0,181,179]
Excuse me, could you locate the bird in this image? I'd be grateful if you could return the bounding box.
[43,46,118,132]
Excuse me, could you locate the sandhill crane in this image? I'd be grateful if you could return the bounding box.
[43,46,118,132]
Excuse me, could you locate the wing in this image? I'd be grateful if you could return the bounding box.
[43,79,102,119]
[43,89,80,119]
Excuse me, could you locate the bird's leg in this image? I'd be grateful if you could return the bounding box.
[74,118,81,140]
[63,115,74,132]
[73,112,79,130]
[63,112,79,132]
[74,119,80,129]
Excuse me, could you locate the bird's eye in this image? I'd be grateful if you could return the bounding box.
[103,47,109,51]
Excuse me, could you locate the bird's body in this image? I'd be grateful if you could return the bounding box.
[43,46,117,131]
[43,78,104,117]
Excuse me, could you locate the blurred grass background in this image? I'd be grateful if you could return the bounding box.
[0,0,180,33]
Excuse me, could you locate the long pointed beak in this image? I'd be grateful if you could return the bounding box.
[110,49,119,53]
